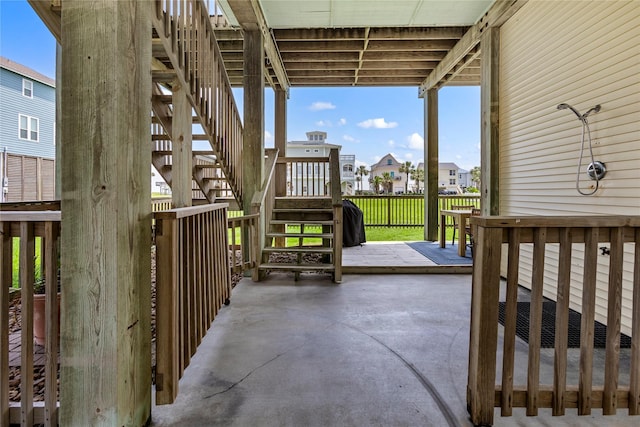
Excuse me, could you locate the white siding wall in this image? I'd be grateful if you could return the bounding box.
[499,1,640,335]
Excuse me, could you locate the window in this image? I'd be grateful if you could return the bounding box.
[449,179,456,185]
[449,170,456,176]
[343,164,353,172]
[387,159,392,165]
[305,149,311,152]
[19,114,39,141]
[390,171,395,178]
[22,79,33,98]
[313,149,319,153]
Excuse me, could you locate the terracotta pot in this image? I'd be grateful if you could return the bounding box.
[33,293,61,346]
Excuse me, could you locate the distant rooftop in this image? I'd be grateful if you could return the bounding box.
[0,57,56,88]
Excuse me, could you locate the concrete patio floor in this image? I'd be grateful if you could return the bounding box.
[151,273,639,427]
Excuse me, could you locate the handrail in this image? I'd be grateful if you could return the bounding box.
[250,149,279,280]
[467,215,640,425]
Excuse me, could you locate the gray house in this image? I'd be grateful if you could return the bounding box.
[0,56,56,201]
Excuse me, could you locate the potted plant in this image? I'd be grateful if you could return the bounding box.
[33,271,60,347]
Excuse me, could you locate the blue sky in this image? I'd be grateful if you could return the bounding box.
[1,0,480,172]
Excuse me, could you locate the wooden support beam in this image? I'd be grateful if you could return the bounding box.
[172,80,193,208]
[60,1,152,425]
[424,89,439,241]
[480,27,500,216]
[242,30,264,213]
[274,89,287,197]
[419,0,527,94]
[226,0,290,92]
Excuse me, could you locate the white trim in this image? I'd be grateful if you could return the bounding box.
[18,113,40,142]
[22,78,33,98]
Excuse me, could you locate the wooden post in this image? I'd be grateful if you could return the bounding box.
[172,79,193,208]
[242,30,264,213]
[468,224,502,426]
[424,89,438,241]
[55,42,61,200]
[60,1,152,425]
[480,27,500,216]
[274,89,287,197]
[274,89,287,247]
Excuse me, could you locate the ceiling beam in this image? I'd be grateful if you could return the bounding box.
[226,0,290,93]
[419,0,528,95]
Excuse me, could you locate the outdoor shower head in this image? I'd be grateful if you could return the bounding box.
[557,103,582,120]
[583,104,601,118]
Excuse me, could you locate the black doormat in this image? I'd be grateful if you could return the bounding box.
[497,301,631,349]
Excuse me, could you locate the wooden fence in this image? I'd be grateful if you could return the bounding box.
[467,216,640,426]
[1,208,61,426]
[227,213,259,275]
[153,203,232,405]
[343,194,480,227]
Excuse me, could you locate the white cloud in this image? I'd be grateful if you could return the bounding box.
[357,118,398,129]
[407,133,424,150]
[388,139,395,147]
[355,159,368,168]
[456,155,462,159]
[264,130,273,143]
[343,134,357,142]
[405,153,414,160]
[338,118,347,125]
[309,101,336,111]
[315,120,330,127]
[373,155,381,163]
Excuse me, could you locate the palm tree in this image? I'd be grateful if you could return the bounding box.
[372,175,383,194]
[470,166,481,189]
[398,161,415,194]
[356,165,369,193]
[411,168,425,193]
[381,172,393,194]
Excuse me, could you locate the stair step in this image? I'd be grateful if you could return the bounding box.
[263,247,333,254]
[272,208,332,214]
[266,232,333,239]
[270,220,333,226]
[259,263,335,272]
[152,150,216,156]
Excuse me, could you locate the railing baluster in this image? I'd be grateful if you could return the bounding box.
[603,227,624,415]
[553,227,572,416]
[501,227,521,416]
[630,228,640,415]
[1,222,11,427]
[579,227,599,415]
[19,222,35,426]
[527,227,547,416]
[44,222,59,426]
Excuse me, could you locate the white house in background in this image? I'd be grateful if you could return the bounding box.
[415,161,464,193]
[286,131,355,195]
[458,169,473,188]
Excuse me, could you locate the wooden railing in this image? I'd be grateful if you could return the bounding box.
[342,194,480,227]
[153,203,232,405]
[152,0,243,203]
[251,149,279,280]
[280,156,331,197]
[329,149,343,282]
[227,213,259,275]
[467,216,640,426]
[1,209,61,426]
[152,197,173,212]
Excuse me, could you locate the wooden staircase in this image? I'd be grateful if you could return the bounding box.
[258,197,341,281]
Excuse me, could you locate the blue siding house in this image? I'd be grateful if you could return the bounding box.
[0,57,56,201]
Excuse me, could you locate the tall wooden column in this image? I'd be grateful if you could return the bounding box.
[480,27,500,216]
[60,1,152,425]
[55,42,61,199]
[242,30,264,213]
[274,88,287,197]
[171,80,193,208]
[424,88,439,241]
